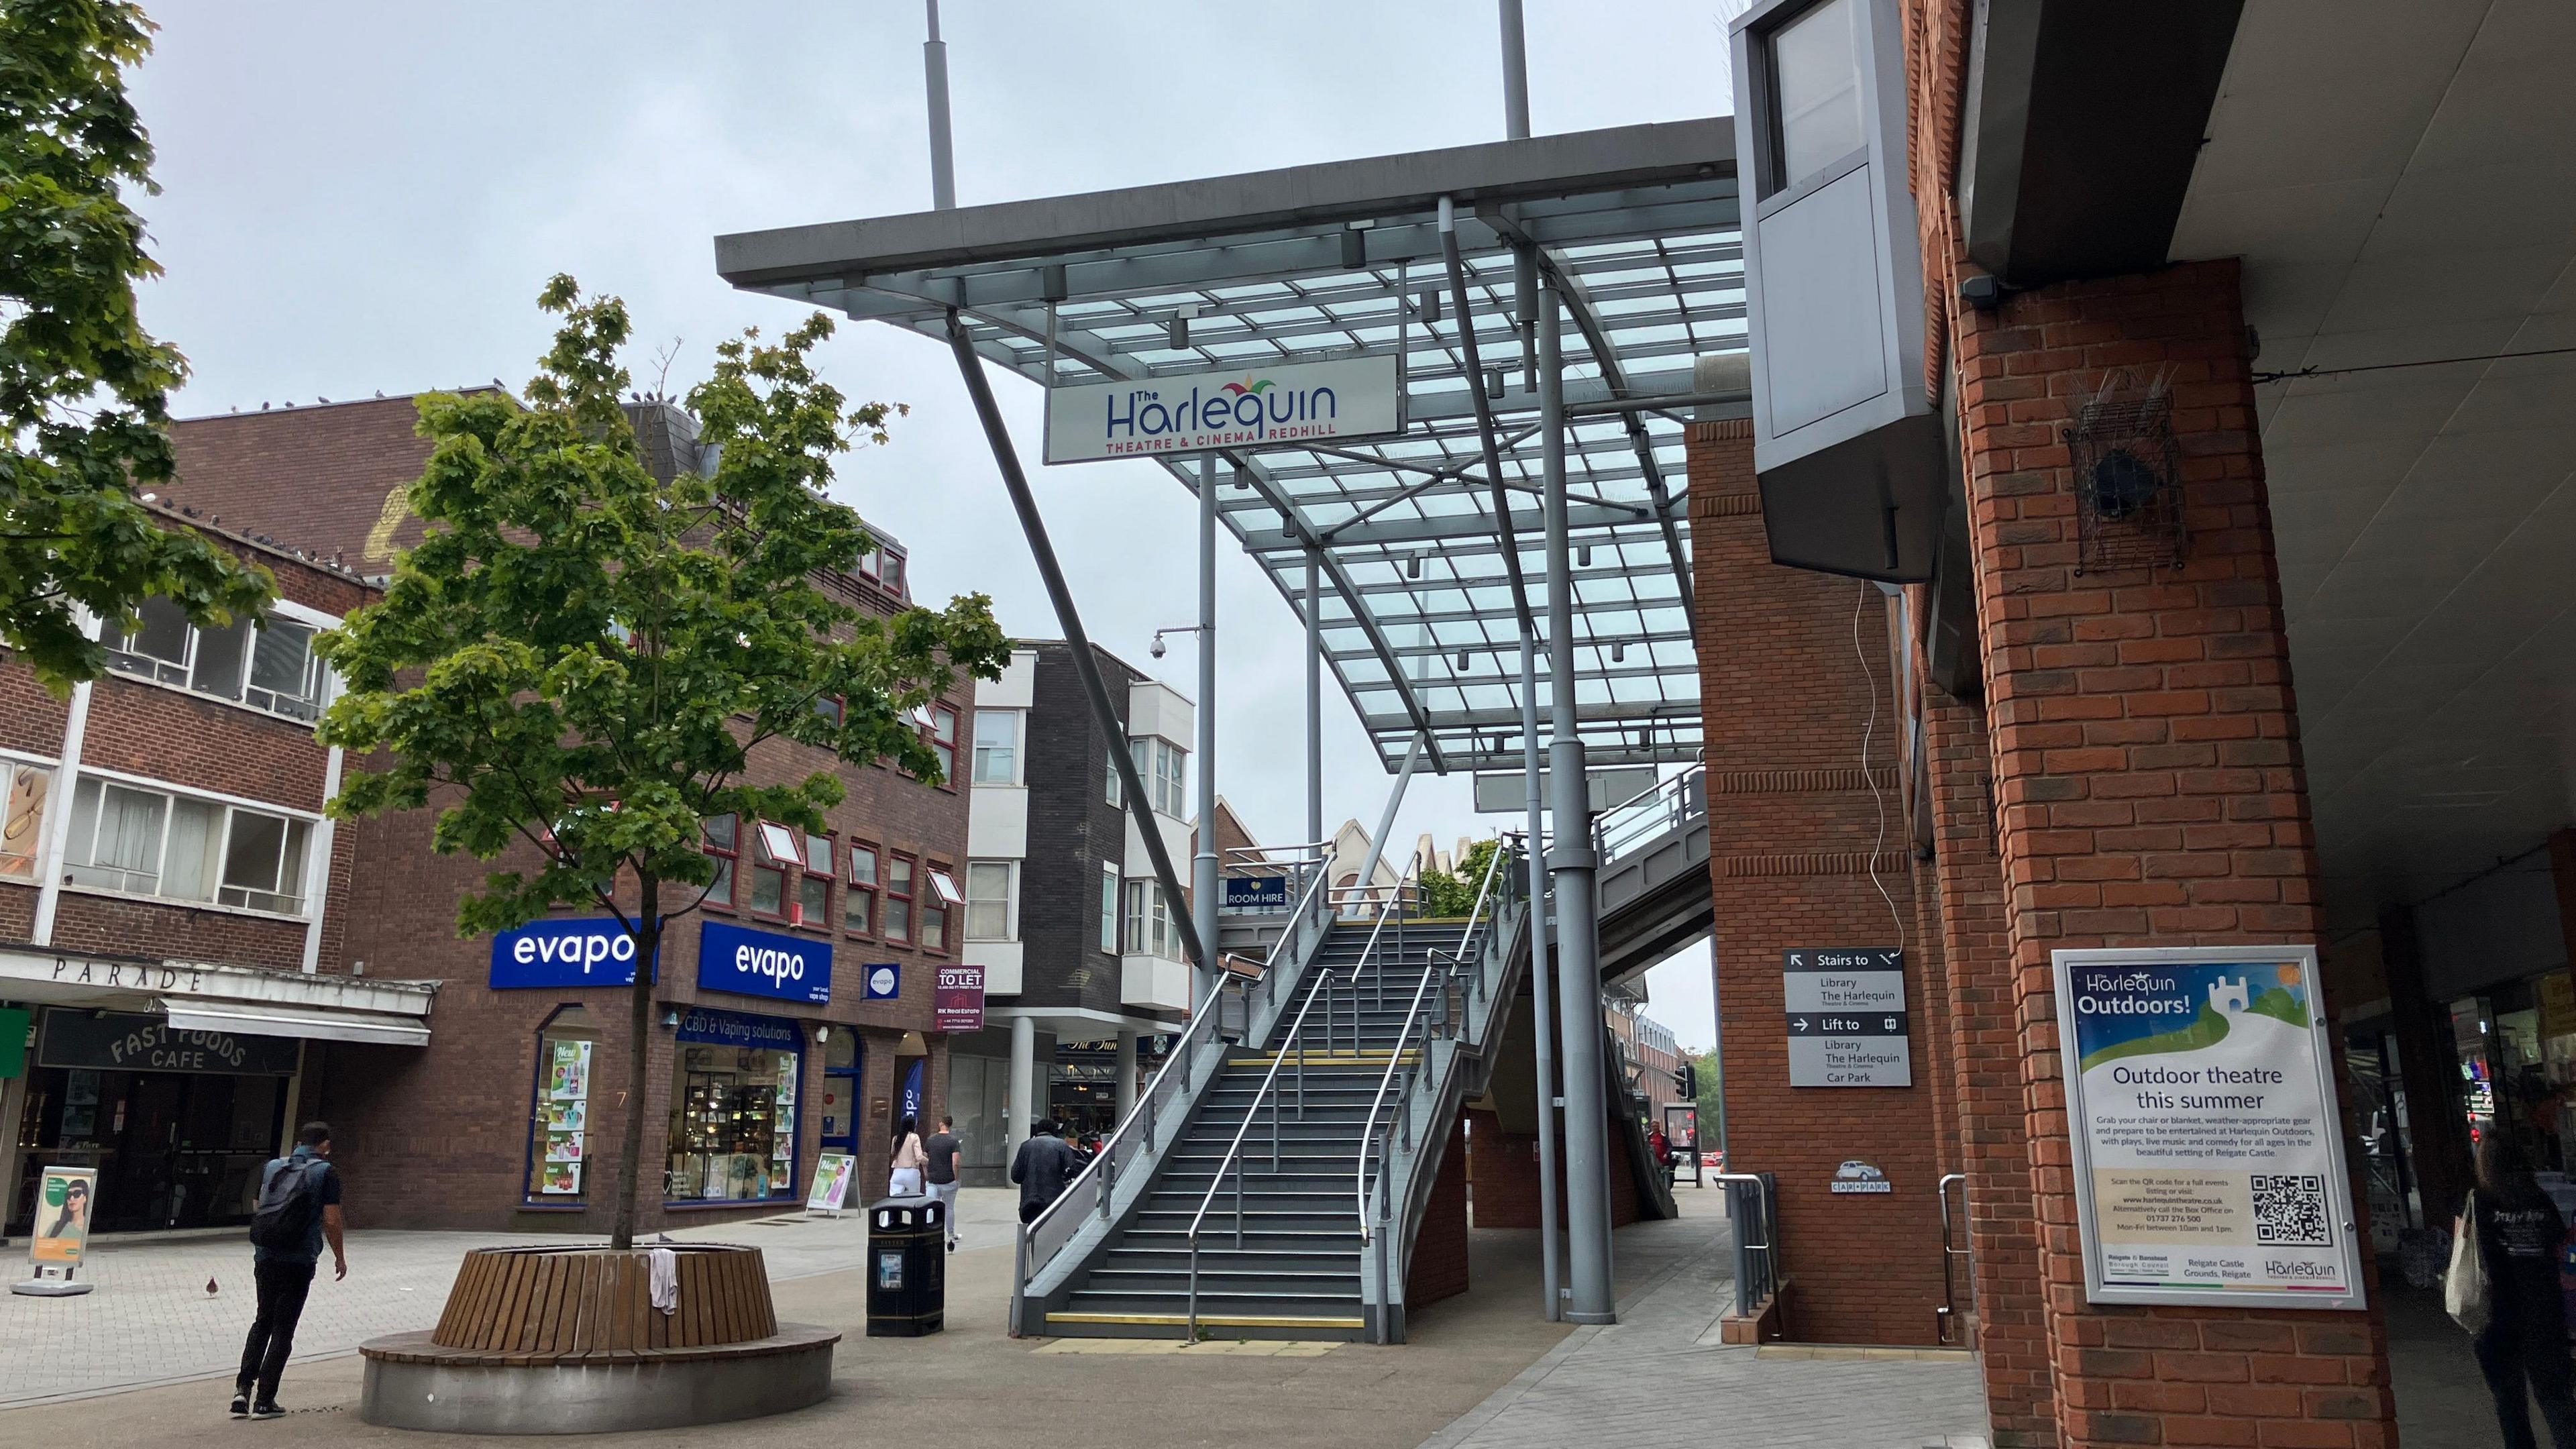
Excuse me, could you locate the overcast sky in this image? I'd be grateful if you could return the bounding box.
[124,1,1735,1049]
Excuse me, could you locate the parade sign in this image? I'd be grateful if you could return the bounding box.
[2053,945,2365,1309]
[1042,356,1402,464]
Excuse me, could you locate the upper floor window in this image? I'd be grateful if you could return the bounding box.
[1106,747,1123,809]
[1129,738,1187,818]
[796,831,833,928]
[845,841,879,936]
[883,853,915,944]
[1098,863,1120,955]
[107,598,329,723]
[748,819,797,917]
[922,865,959,952]
[1123,879,1183,961]
[856,543,908,597]
[2,760,53,883]
[62,777,313,916]
[971,710,1020,786]
[926,704,960,784]
[700,814,738,906]
[964,861,1013,941]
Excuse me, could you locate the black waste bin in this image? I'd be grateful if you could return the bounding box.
[866,1195,945,1336]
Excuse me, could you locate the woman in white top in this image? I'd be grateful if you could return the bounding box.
[888,1115,928,1197]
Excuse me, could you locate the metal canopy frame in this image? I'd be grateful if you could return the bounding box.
[717,119,1746,773]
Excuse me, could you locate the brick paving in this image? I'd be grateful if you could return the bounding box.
[1421,1196,1992,1449]
[0,1187,1021,1407]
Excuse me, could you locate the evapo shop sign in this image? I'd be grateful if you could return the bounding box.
[698,918,832,1005]
[2053,945,2365,1310]
[1043,356,1402,464]
[488,917,654,988]
[40,1009,301,1076]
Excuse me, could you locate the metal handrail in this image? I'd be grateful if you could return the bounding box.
[1011,855,1335,1335]
[1592,761,1707,867]
[1353,837,1511,1344]
[1713,1171,1780,1322]
[1937,1171,1974,1344]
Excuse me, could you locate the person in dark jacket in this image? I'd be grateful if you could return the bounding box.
[1009,1118,1082,1226]
[2463,1133,2576,1449]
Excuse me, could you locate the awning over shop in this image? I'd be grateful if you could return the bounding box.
[160,998,432,1049]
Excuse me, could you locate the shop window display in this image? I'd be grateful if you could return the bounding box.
[525,1006,597,1201]
[665,1036,801,1202]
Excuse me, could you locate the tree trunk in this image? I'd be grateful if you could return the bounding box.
[610,875,661,1250]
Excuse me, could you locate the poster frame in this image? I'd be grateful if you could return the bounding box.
[2052,943,2367,1311]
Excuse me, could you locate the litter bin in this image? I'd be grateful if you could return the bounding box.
[866,1195,945,1336]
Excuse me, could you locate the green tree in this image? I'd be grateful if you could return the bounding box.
[1688,1048,1722,1156]
[316,278,1009,1248]
[1416,837,1505,918]
[1,0,272,692]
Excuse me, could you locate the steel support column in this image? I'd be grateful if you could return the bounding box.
[1195,454,1221,1010]
[1540,275,1615,1325]
[1305,551,1324,848]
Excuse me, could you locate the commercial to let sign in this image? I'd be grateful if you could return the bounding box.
[2053,945,2365,1311]
[1042,356,1402,464]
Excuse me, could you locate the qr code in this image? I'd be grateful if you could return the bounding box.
[2251,1173,2331,1246]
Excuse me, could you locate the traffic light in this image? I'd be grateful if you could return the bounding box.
[1674,1062,1697,1098]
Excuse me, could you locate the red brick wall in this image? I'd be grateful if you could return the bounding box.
[1690,420,1953,1346]
[1466,1106,1641,1232]
[168,396,447,572]
[1406,1116,1470,1313]
[1949,262,2396,1448]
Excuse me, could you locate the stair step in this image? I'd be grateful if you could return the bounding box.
[1044,1311,1366,1332]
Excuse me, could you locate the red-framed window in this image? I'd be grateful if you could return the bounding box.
[921,864,961,953]
[926,704,960,786]
[845,841,879,937]
[749,819,798,918]
[794,830,833,929]
[884,853,915,945]
[700,814,739,909]
[813,694,845,728]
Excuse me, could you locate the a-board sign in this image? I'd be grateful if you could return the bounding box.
[2053,945,2365,1310]
[1783,948,1910,1087]
[1042,355,1402,464]
[807,1151,857,1213]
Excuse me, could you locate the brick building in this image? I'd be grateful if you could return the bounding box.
[17,393,979,1236]
[949,641,1194,1184]
[0,514,419,1237]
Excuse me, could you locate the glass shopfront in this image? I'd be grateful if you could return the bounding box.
[663,1006,804,1205]
[7,1009,297,1234]
[523,1005,598,1203]
[2449,975,2576,1180]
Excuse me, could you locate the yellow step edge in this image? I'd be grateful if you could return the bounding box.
[1047,1311,1366,1330]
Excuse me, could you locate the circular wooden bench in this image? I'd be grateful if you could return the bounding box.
[360,1244,838,1434]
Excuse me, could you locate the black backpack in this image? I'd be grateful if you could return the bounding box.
[248,1157,324,1252]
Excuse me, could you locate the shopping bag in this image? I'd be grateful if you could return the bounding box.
[2447,1191,2491,1336]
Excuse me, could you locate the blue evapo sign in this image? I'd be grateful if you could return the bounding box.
[489,917,652,988]
[1223,875,1289,910]
[697,918,832,1005]
[861,963,900,1002]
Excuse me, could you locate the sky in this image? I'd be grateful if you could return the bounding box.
[122,1,1739,1049]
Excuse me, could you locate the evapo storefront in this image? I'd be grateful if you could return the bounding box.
[488,915,887,1218]
[0,947,435,1235]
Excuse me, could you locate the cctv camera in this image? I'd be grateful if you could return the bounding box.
[1150,636,1166,659]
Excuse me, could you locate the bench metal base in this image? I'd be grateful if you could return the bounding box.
[358,1325,837,1434]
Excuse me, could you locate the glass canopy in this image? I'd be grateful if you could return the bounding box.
[716,120,1745,775]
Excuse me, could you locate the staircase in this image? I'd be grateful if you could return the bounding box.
[1039,918,1471,1340]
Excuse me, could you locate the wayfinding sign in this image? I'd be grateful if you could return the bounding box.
[1783,948,1909,1087]
[2054,945,2364,1309]
[1042,356,1402,464]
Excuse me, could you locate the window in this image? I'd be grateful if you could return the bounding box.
[1,760,54,882]
[926,704,960,784]
[923,865,959,951]
[526,1006,598,1202]
[664,1031,800,1203]
[965,861,1013,941]
[971,710,1020,786]
[748,819,796,917]
[857,542,908,598]
[60,777,313,915]
[796,831,833,928]
[1129,738,1188,817]
[1768,0,1866,193]
[812,695,845,728]
[884,853,914,944]
[700,814,738,906]
[845,841,879,936]
[107,598,328,722]
[1124,879,1181,961]
[1106,747,1123,808]
[1099,863,1120,955]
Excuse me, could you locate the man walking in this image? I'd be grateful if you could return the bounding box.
[1008,1117,1081,1226]
[923,1114,963,1251]
[233,1122,345,1420]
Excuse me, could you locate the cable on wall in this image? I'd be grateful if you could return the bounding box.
[1856,583,1906,952]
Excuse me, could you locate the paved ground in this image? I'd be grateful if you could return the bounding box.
[1426,1193,1991,1449]
[0,1188,1024,1408]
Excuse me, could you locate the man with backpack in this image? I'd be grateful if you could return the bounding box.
[233,1122,346,1420]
